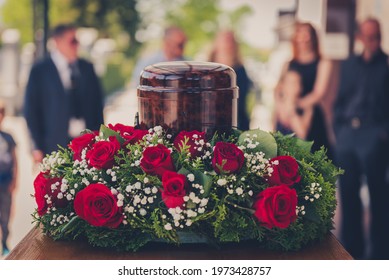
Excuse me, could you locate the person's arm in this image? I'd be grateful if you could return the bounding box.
[8,147,17,194]
[289,107,313,139]
[298,59,333,109]
[274,62,290,97]
[24,63,45,163]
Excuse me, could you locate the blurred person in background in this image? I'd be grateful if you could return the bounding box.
[0,99,17,256]
[333,18,389,260]
[24,23,104,163]
[130,26,188,87]
[208,30,252,131]
[274,22,332,158]
[273,70,314,140]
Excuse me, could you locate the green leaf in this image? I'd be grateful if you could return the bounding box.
[99,124,125,145]
[178,167,213,197]
[60,216,81,235]
[295,138,314,153]
[238,129,277,158]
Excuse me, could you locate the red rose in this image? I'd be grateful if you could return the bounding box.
[74,183,123,228]
[86,136,121,169]
[212,142,244,174]
[140,144,175,177]
[33,172,67,216]
[68,131,97,160]
[108,123,148,145]
[266,156,301,186]
[173,130,206,158]
[253,185,297,229]
[161,171,187,208]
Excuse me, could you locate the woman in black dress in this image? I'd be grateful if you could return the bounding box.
[274,22,333,159]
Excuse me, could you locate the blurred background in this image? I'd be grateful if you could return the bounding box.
[0,0,385,256]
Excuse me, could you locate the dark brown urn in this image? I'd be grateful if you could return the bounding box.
[137,61,238,137]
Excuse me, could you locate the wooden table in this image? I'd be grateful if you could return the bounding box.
[6,227,352,260]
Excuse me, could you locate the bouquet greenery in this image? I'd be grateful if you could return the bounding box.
[32,123,342,252]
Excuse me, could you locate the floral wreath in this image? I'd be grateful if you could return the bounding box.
[32,124,341,252]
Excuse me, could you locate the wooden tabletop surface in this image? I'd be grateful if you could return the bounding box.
[6,227,353,260]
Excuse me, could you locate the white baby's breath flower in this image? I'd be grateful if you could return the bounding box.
[139,208,147,216]
[217,178,227,186]
[144,187,151,194]
[187,174,195,182]
[117,193,124,201]
[236,187,243,195]
[164,223,172,230]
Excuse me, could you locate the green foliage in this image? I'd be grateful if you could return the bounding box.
[238,129,277,158]
[32,127,341,252]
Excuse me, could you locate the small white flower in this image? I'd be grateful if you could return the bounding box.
[144,177,149,184]
[139,208,147,216]
[57,193,63,199]
[200,198,208,207]
[187,174,195,182]
[164,223,172,230]
[66,194,73,201]
[217,178,227,186]
[236,187,244,195]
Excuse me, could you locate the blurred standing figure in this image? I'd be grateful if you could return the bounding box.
[24,23,104,163]
[333,18,389,260]
[209,30,252,131]
[275,22,332,157]
[0,100,17,256]
[273,70,313,140]
[130,26,187,87]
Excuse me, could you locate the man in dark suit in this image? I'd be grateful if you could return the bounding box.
[24,24,104,163]
[333,18,389,260]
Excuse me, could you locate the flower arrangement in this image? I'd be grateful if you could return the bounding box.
[32,124,341,252]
